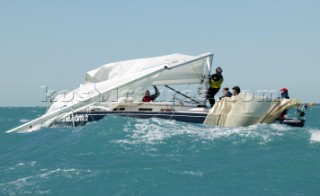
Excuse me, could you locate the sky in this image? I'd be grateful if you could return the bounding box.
[0,0,319,106]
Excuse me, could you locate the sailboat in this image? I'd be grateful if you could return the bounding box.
[6,53,306,133]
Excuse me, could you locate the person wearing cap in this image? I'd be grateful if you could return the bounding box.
[207,67,224,107]
[279,88,290,118]
[280,88,290,99]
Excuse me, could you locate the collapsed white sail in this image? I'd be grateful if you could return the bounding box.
[6,53,213,133]
[6,51,302,133]
[85,53,211,85]
[203,93,302,127]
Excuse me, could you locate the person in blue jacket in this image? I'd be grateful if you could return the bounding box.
[279,88,290,118]
[219,87,233,100]
[280,88,290,99]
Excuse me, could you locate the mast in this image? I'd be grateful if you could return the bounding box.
[198,53,213,107]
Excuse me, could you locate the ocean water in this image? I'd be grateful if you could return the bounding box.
[0,106,320,196]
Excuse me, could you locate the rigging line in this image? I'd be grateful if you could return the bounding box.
[169,105,177,121]
[164,85,199,104]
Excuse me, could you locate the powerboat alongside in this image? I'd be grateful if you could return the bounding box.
[6,53,307,133]
[275,118,305,127]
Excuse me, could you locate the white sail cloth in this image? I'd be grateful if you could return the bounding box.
[203,93,302,127]
[47,53,212,114]
[85,53,211,85]
[6,53,213,133]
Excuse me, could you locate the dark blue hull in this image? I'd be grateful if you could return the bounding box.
[53,111,305,128]
[53,111,207,127]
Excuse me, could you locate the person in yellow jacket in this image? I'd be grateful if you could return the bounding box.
[207,67,224,107]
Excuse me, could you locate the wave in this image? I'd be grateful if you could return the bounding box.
[112,117,294,145]
[0,166,94,195]
[19,119,30,123]
[4,113,312,147]
[1,110,320,196]
[309,129,320,143]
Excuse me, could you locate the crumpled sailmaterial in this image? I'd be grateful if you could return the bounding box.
[204,93,301,127]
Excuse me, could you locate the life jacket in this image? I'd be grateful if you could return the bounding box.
[142,96,151,102]
[209,74,224,88]
[281,92,290,99]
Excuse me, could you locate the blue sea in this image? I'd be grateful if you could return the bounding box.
[1,106,320,195]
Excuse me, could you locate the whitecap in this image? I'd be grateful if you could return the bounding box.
[39,168,78,179]
[168,170,203,177]
[310,130,320,143]
[19,119,30,123]
[15,162,25,167]
[269,123,292,131]
[114,118,289,145]
[183,171,203,177]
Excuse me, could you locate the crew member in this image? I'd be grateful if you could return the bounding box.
[219,87,233,100]
[280,88,290,99]
[232,86,241,96]
[279,88,290,118]
[207,67,224,107]
[142,85,160,102]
